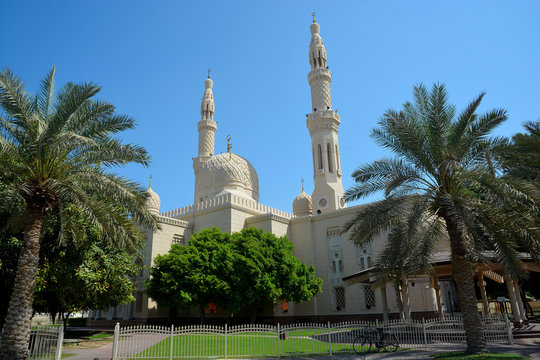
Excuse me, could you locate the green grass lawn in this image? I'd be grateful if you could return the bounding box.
[128,332,356,359]
[88,331,113,340]
[432,351,530,360]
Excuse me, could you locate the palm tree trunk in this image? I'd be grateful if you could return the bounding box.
[444,216,487,354]
[0,205,44,360]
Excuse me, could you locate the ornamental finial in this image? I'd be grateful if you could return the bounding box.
[301,178,305,192]
[149,174,152,188]
[226,135,232,160]
[312,12,316,23]
[208,68,211,78]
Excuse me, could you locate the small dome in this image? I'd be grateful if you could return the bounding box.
[293,190,312,216]
[146,186,161,215]
[205,77,213,89]
[195,153,259,201]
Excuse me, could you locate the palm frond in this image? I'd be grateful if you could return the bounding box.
[0,68,36,130]
[448,91,485,152]
[37,66,56,121]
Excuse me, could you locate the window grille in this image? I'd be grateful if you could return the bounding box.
[136,292,144,312]
[335,287,345,310]
[364,285,376,310]
[172,234,185,246]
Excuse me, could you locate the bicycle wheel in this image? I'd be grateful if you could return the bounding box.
[381,333,399,352]
[353,335,372,354]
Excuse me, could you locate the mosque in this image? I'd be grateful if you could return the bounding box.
[88,18,462,325]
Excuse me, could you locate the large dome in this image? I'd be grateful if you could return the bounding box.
[195,152,259,202]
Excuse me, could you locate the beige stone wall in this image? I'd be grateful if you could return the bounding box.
[288,204,438,318]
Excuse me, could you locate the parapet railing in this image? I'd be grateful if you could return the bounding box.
[161,193,293,219]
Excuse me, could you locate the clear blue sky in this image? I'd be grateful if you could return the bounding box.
[1,1,539,214]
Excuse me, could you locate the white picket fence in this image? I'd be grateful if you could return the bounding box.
[111,315,512,359]
[28,325,64,360]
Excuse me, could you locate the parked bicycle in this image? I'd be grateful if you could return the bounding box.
[353,327,399,354]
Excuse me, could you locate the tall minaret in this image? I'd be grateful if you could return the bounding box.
[193,74,217,194]
[307,16,345,213]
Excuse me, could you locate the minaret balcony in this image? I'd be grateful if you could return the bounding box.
[197,120,217,132]
[307,110,340,134]
[308,67,332,84]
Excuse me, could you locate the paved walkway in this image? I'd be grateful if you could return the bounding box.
[61,338,540,360]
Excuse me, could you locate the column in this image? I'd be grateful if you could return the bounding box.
[433,275,444,318]
[477,272,490,315]
[513,281,527,323]
[504,273,523,328]
[380,283,389,323]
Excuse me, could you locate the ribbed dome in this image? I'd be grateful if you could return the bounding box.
[293,190,312,216]
[195,153,259,201]
[146,186,161,215]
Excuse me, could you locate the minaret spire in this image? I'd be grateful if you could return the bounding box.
[193,73,218,202]
[197,73,217,159]
[306,18,345,212]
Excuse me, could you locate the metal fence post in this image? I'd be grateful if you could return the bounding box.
[225,323,228,359]
[277,323,280,358]
[54,325,64,360]
[327,321,332,355]
[422,318,427,348]
[504,313,514,345]
[112,322,119,360]
[169,324,174,360]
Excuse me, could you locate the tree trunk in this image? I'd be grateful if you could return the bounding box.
[250,307,257,324]
[199,306,206,325]
[0,205,45,360]
[444,216,487,354]
[401,277,411,321]
[394,281,405,320]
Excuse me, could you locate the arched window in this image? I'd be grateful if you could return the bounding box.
[360,257,365,270]
[327,143,333,173]
[338,260,343,273]
[367,256,372,268]
[332,261,336,273]
[318,144,323,170]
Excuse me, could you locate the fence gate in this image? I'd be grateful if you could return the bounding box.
[28,325,64,360]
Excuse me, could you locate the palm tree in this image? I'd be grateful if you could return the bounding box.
[496,121,540,183]
[373,211,445,320]
[0,67,157,359]
[343,84,540,354]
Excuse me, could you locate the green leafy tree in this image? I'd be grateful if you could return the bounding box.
[146,227,322,323]
[344,84,540,353]
[34,211,140,328]
[0,67,157,359]
[227,228,322,323]
[146,227,234,323]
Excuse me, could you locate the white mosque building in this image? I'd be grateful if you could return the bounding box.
[89,18,450,325]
